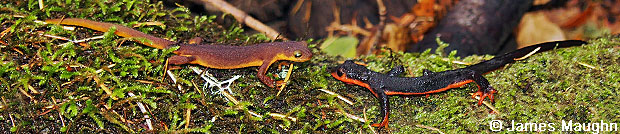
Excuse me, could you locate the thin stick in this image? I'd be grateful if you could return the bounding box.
[415,124,445,134]
[514,47,540,61]
[363,107,377,133]
[9,113,15,127]
[167,70,183,91]
[470,93,501,114]
[277,64,294,96]
[578,62,604,71]
[318,89,354,105]
[336,110,366,122]
[2,97,15,127]
[38,0,44,10]
[268,113,297,122]
[376,0,386,27]
[127,93,153,130]
[52,97,66,128]
[93,75,117,100]
[199,0,286,40]
[18,87,34,100]
[185,103,191,129]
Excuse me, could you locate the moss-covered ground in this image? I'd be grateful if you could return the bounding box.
[0,0,618,133]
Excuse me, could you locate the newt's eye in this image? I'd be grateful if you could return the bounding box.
[336,69,344,77]
[294,50,303,58]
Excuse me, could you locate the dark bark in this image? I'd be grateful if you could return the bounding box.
[407,0,533,57]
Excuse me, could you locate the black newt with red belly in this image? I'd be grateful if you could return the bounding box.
[330,40,587,128]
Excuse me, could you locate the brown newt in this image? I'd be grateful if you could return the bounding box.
[46,18,313,87]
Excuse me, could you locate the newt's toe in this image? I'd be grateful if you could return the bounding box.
[275,80,286,87]
[472,88,496,105]
[371,123,389,129]
[371,116,390,129]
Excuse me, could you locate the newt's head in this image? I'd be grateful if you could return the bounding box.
[331,60,373,91]
[273,41,313,62]
[331,60,372,83]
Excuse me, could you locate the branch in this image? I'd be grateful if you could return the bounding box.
[199,0,287,40]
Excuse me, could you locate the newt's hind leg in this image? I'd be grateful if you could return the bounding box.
[188,37,203,44]
[370,91,391,129]
[387,65,404,76]
[422,69,435,76]
[168,55,196,65]
[470,73,496,105]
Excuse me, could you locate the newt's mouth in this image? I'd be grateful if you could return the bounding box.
[330,68,376,97]
[331,68,355,85]
[330,70,348,83]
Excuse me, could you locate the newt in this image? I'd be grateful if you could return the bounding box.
[330,40,587,128]
[46,18,313,87]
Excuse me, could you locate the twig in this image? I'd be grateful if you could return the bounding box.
[28,84,40,94]
[127,93,153,130]
[277,63,294,96]
[442,58,472,65]
[268,113,297,122]
[162,59,169,82]
[514,47,540,60]
[185,103,191,129]
[95,64,115,74]
[0,96,5,110]
[51,97,66,128]
[415,124,445,134]
[336,110,366,122]
[2,97,15,128]
[9,113,15,128]
[248,111,263,118]
[470,93,501,114]
[356,0,387,56]
[92,75,117,100]
[0,27,11,40]
[290,0,305,15]
[219,85,239,105]
[41,33,72,41]
[578,62,604,71]
[363,107,377,134]
[318,89,354,105]
[18,87,34,100]
[38,0,44,10]
[376,0,387,28]
[199,0,286,40]
[166,70,183,91]
[326,22,372,37]
[72,35,105,44]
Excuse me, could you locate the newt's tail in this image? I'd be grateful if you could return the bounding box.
[465,40,587,74]
[46,18,175,49]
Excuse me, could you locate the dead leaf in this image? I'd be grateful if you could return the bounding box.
[382,23,410,51]
[516,12,566,48]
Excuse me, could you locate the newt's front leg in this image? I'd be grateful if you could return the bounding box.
[371,90,391,129]
[258,60,276,88]
[470,72,496,105]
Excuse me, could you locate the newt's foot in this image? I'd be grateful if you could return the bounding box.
[471,88,496,105]
[371,123,389,129]
[261,79,276,88]
[275,80,286,87]
[371,117,389,129]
